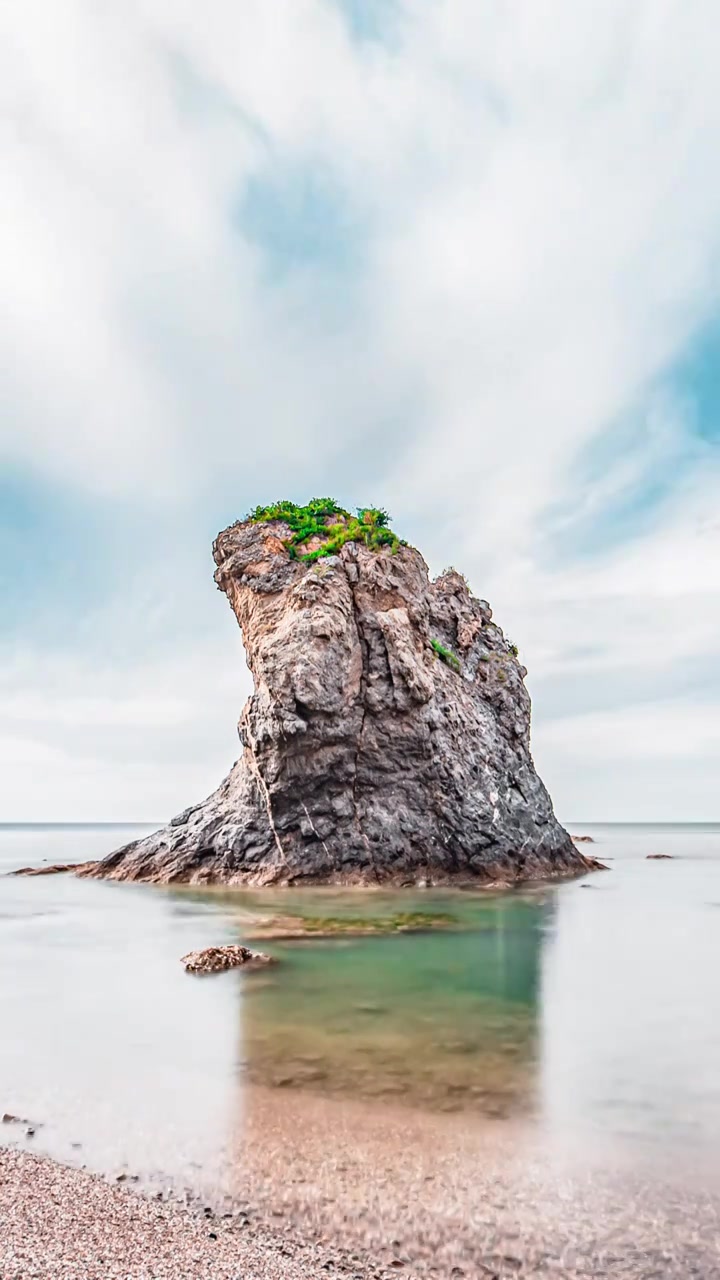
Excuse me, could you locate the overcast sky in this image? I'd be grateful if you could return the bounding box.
[2,1,720,823]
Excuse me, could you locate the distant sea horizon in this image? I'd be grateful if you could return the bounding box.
[1,819,720,829]
[0,821,161,830]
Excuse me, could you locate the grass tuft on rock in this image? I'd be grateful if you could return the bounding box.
[430,638,461,672]
[246,498,404,562]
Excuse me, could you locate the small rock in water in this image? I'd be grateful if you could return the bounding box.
[571,834,595,843]
[180,944,273,974]
[647,853,674,860]
[3,1113,41,1128]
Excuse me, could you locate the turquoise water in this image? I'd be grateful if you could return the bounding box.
[1,822,720,1186]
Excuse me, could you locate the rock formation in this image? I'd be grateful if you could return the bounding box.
[86,506,597,887]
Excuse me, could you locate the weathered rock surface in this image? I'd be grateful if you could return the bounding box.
[12,862,98,877]
[85,517,597,887]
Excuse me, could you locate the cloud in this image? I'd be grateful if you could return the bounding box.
[537,700,720,763]
[2,0,720,817]
[0,637,252,821]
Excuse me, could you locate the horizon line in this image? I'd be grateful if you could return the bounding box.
[2,818,720,828]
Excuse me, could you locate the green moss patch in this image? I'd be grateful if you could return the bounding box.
[244,910,457,940]
[300,911,455,933]
[246,498,404,563]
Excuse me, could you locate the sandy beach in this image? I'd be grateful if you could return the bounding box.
[0,1147,397,1280]
[4,1085,720,1280]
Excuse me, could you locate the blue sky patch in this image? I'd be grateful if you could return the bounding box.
[238,164,364,279]
[672,321,720,444]
[539,322,720,563]
[331,0,404,44]
[0,468,113,637]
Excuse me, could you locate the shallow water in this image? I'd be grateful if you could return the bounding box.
[2,822,720,1194]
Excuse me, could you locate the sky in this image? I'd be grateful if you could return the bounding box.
[2,0,720,823]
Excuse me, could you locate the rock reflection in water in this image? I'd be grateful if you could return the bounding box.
[220,890,556,1274]
[213,890,549,1117]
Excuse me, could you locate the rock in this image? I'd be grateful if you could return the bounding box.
[647,853,674,860]
[180,945,273,974]
[84,509,597,887]
[2,1113,40,1128]
[571,834,595,843]
[11,861,98,877]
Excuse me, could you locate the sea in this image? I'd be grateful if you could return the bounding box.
[2,821,720,1257]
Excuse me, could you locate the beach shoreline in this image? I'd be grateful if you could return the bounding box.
[3,1083,720,1279]
[0,1146,399,1280]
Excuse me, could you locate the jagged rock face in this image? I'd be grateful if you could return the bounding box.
[89,520,591,886]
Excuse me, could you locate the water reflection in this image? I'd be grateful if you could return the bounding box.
[216,891,552,1260]
[212,890,548,1117]
[3,822,720,1201]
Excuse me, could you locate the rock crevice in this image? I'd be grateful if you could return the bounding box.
[86,517,596,886]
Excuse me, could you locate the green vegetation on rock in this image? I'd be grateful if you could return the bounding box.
[246,498,404,562]
[289,911,456,935]
[430,637,461,672]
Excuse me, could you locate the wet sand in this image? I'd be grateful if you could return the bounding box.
[3,1089,720,1279]
[231,1086,720,1279]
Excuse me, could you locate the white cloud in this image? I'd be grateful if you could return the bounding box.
[533,698,720,821]
[2,0,720,816]
[536,701,720,763]
[0,639,252,821]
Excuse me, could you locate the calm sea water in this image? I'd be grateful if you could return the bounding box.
[1,822,720,1193]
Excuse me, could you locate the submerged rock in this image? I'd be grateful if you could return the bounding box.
[85,506,599,887]
[243,911,459,940]
[180,945,272,974]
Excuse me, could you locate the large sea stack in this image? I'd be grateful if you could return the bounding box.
[88,502,594,887]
